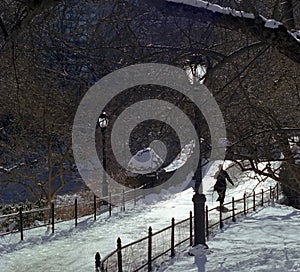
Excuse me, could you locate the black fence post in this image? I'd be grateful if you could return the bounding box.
[219,205,223,229]
[134,187,136,207]
[109,192,112,217]
[276,183,279,200]
[122,190,125,212]
[261,189,264,206]
[94,195,97,221]
[117,237,123,272]
[95,252,101,272]
[51,202,55,234]
[189,211,193,246]
[148,226,152,272]
[253,191,256,211]
[19,208,23,241]
[75,198,78,227]
[232,197,236,222]
[171,218,175,257]
[244,193,247,215]
[205,206,209,238]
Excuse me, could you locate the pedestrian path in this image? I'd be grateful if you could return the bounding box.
[159,204,300,272]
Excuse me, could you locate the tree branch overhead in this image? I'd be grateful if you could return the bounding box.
[142,0,300,63]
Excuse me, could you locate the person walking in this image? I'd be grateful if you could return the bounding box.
[95,252,102,272]
[213,164,234,209]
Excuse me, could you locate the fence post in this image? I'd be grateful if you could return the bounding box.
[117,237,123,272]
[261,189,264,206]
[51,202,55,234]
[19,208,23,241]
[232,197,236,222]
[189,211,193,246]
[94,195,97,221]
[75,198,78,227]
[134,187,136,207]
[219,205,223,229]
[122,190,125,212]
[171,218,175,257]
[95,252,101,272]
[243,193,246,215]
[205,206,209,238]
[148,226,152,272]
[109,192,112,217]
[253,191,256,211]
[276,183,279,200]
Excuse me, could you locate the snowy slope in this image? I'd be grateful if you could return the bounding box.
[0,161,277,272]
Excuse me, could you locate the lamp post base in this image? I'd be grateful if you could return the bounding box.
[193,193,207,247]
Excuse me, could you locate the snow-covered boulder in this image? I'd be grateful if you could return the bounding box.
[127,148,164,174]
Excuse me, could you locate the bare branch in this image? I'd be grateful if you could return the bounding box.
[141,0,300,63]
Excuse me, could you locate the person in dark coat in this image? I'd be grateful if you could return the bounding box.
[213,165,234,206]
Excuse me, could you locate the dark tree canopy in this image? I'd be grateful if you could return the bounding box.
[0,0,299,205]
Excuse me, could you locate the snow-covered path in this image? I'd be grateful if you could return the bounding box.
[160,204,300,272]
[1,191,193,272]
[0,162,277,271]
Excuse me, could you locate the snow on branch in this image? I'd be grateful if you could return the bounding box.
[144,0,300,63]
[168,0,294,30]
[167,0,255,19]
[0,159,38,174]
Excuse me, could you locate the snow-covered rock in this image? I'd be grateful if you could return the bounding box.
[8,221,17,232]
[127,148,164,174]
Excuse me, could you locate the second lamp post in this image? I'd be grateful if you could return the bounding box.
[99,112,109,198]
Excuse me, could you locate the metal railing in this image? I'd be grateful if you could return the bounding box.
[0,186,147,240]
[97,184,280,272]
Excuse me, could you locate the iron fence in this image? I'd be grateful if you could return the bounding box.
[98,184,280,272]
[0,186,146,240]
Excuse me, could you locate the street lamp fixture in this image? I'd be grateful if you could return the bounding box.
[99,112,108,128]
[99,112,108,199]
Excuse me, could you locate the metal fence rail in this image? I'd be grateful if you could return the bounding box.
[0,186,147,240]
[98,184,280,272]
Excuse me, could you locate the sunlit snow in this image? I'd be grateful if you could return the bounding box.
[0,161,280,272]
[159,205,300,272]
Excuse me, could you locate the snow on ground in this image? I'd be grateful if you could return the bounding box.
[0,161,277,271]
[159,204,300,272]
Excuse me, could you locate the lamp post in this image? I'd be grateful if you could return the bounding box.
[193,162,206,246]
[193,110,207,247]
[99,112,108,198]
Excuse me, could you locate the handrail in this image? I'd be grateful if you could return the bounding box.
[0,185,152,239]
[99,183,280,272]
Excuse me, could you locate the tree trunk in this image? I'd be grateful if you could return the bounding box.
[280,163,300,208]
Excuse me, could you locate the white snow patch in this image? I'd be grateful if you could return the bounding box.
[291,30,300,42]
[8,221,17,232]
[127,148,164,174]
[164,140,195,172]
[261,16,283,29]
[167,0,255,19]
[55,193,83,205]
